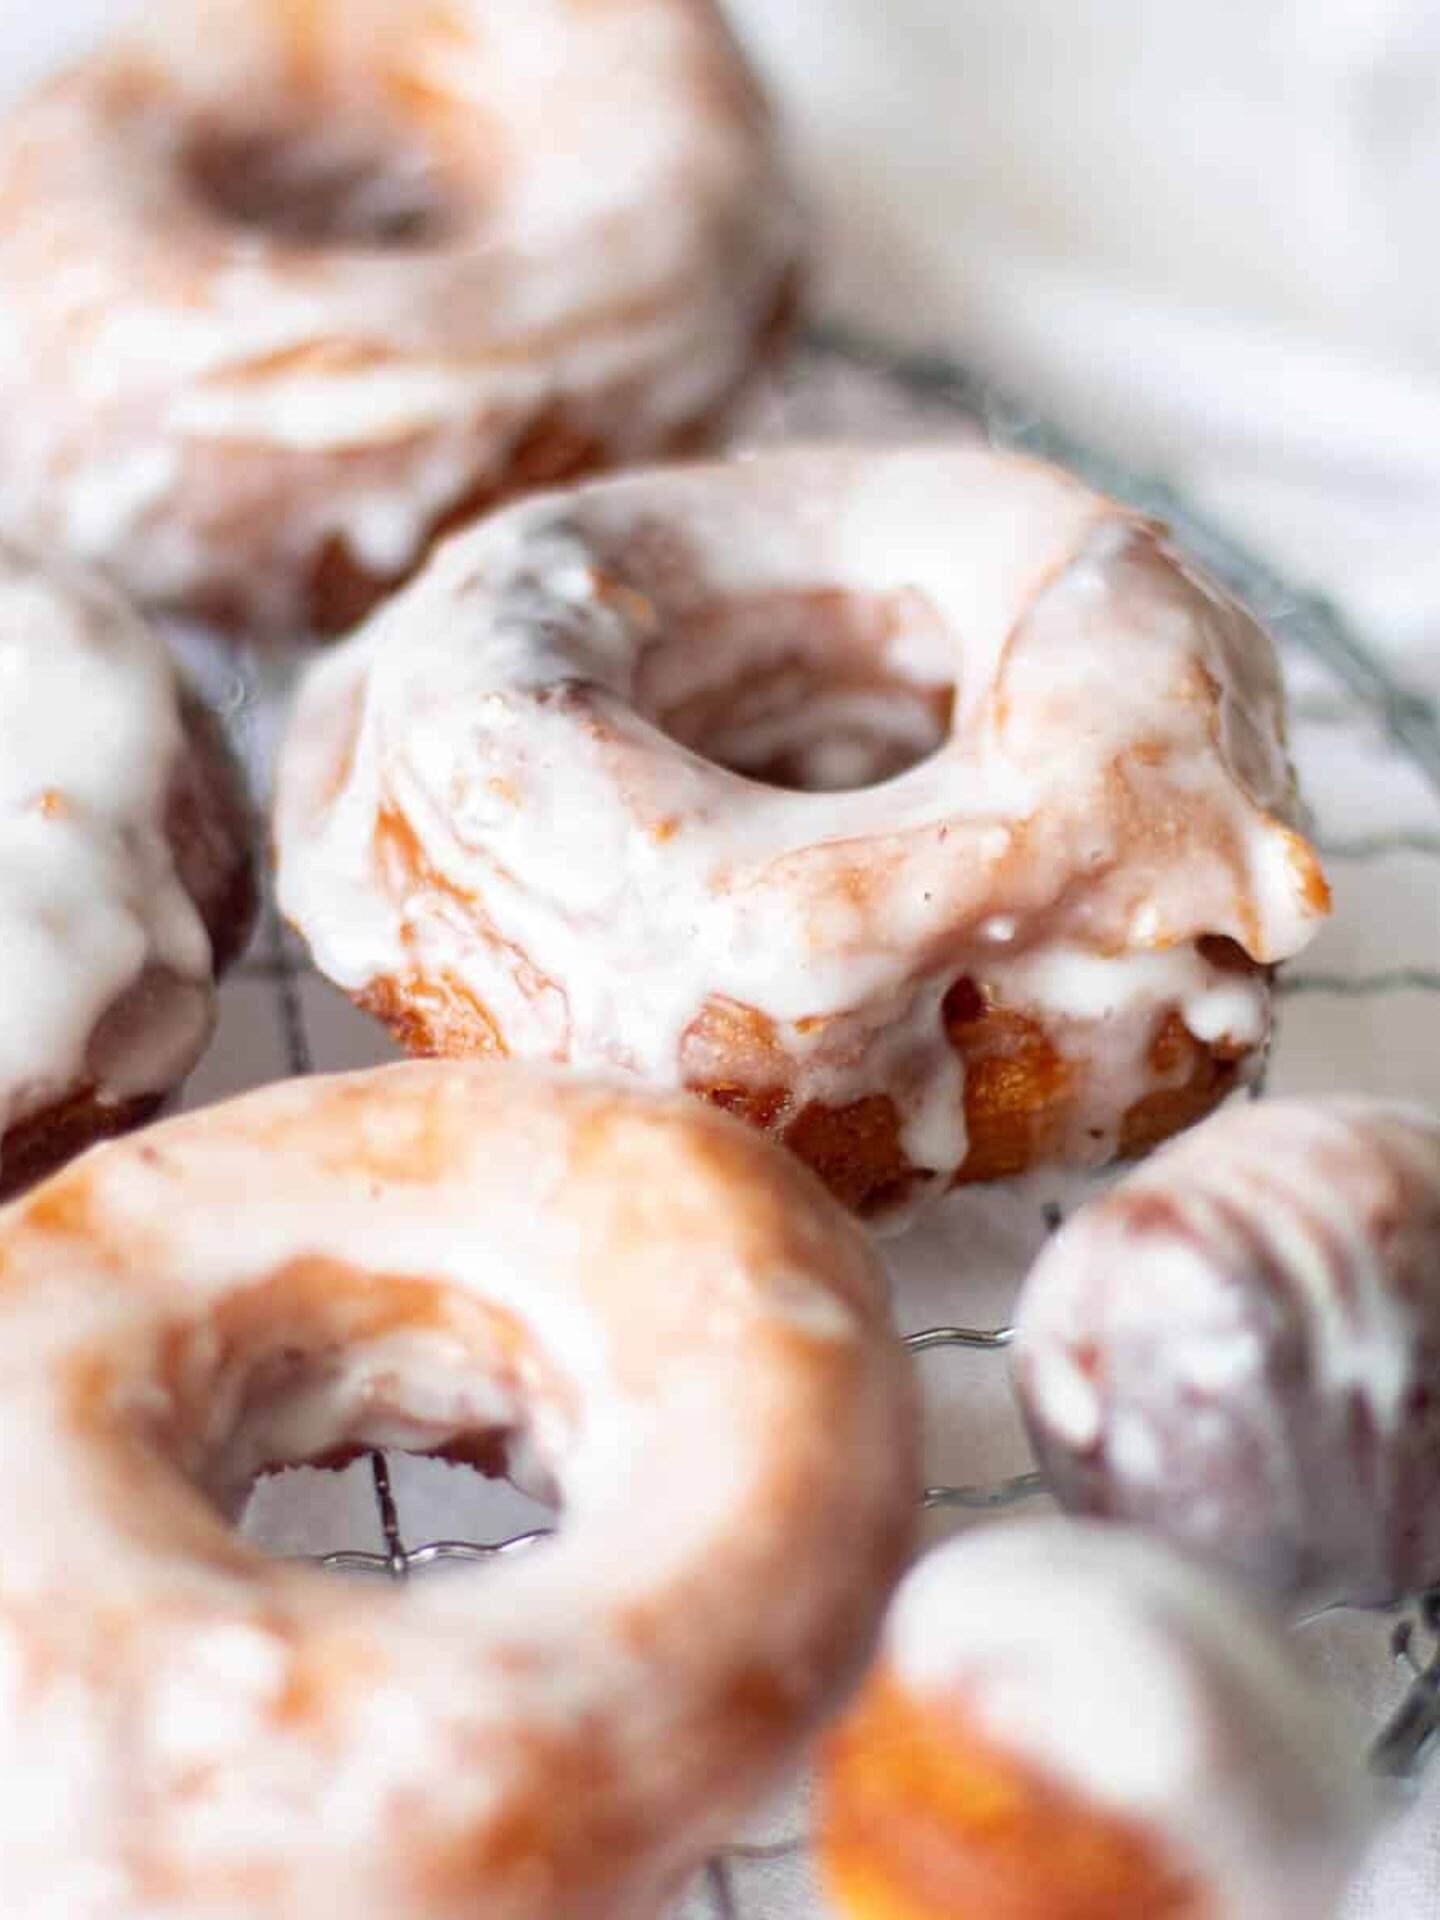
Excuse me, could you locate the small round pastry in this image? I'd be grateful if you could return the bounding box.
[0,0,799,640]
[0,542,253,1194]
[1015,1097,1440,1607]
[275,446,1329,1221]
[821,1518,1366,1920]
[0,1060,914,1919]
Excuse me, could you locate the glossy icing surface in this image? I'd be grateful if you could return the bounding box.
[0,0,800,633]
[0,1060,916,1918]
[881,1519,1366,1920]
[277,446,1328,1213]
[1016,1097,1440,1604]
[0,542,218,1154]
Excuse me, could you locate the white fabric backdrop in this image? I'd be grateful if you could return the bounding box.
[729,0,1440,680]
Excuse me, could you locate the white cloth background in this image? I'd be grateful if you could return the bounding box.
[6,4,1440,1915]
[731,0,1440,682]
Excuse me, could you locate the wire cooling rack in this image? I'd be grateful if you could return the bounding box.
[174,326,1440,1915]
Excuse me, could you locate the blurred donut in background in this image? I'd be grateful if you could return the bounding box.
[0,0,801,640]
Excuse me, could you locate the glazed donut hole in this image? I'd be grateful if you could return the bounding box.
[181,117,463,251]
[632,584,957,793]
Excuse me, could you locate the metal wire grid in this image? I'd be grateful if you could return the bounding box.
[189,326,1440,1909]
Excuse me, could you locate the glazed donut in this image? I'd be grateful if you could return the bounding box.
[275,446,1329,1221]
[821,1519,1366,1920]
[0,1059,915,1918]
[1015,1097,1440,1607]
[0,0,799,640]
[0,542,252,1194]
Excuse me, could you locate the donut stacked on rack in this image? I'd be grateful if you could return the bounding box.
[0,1062,917,1919]
[275,444,1330,1220]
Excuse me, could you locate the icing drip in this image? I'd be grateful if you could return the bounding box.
[0,544,214,1147]
[276,447,1328,1212]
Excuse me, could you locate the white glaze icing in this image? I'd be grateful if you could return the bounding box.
[0,1061,915,1919]
[1015,1097,1440,1604]
[0,542,216,1149]
[886,1518,1366,1920]
[276,446,1327,1212]
[0,0,800,634]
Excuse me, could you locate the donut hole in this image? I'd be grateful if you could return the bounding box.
[154,1270,564,1573]
[183,121,458,248]
[244,1452,557,1579]
[635,587,956,792]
